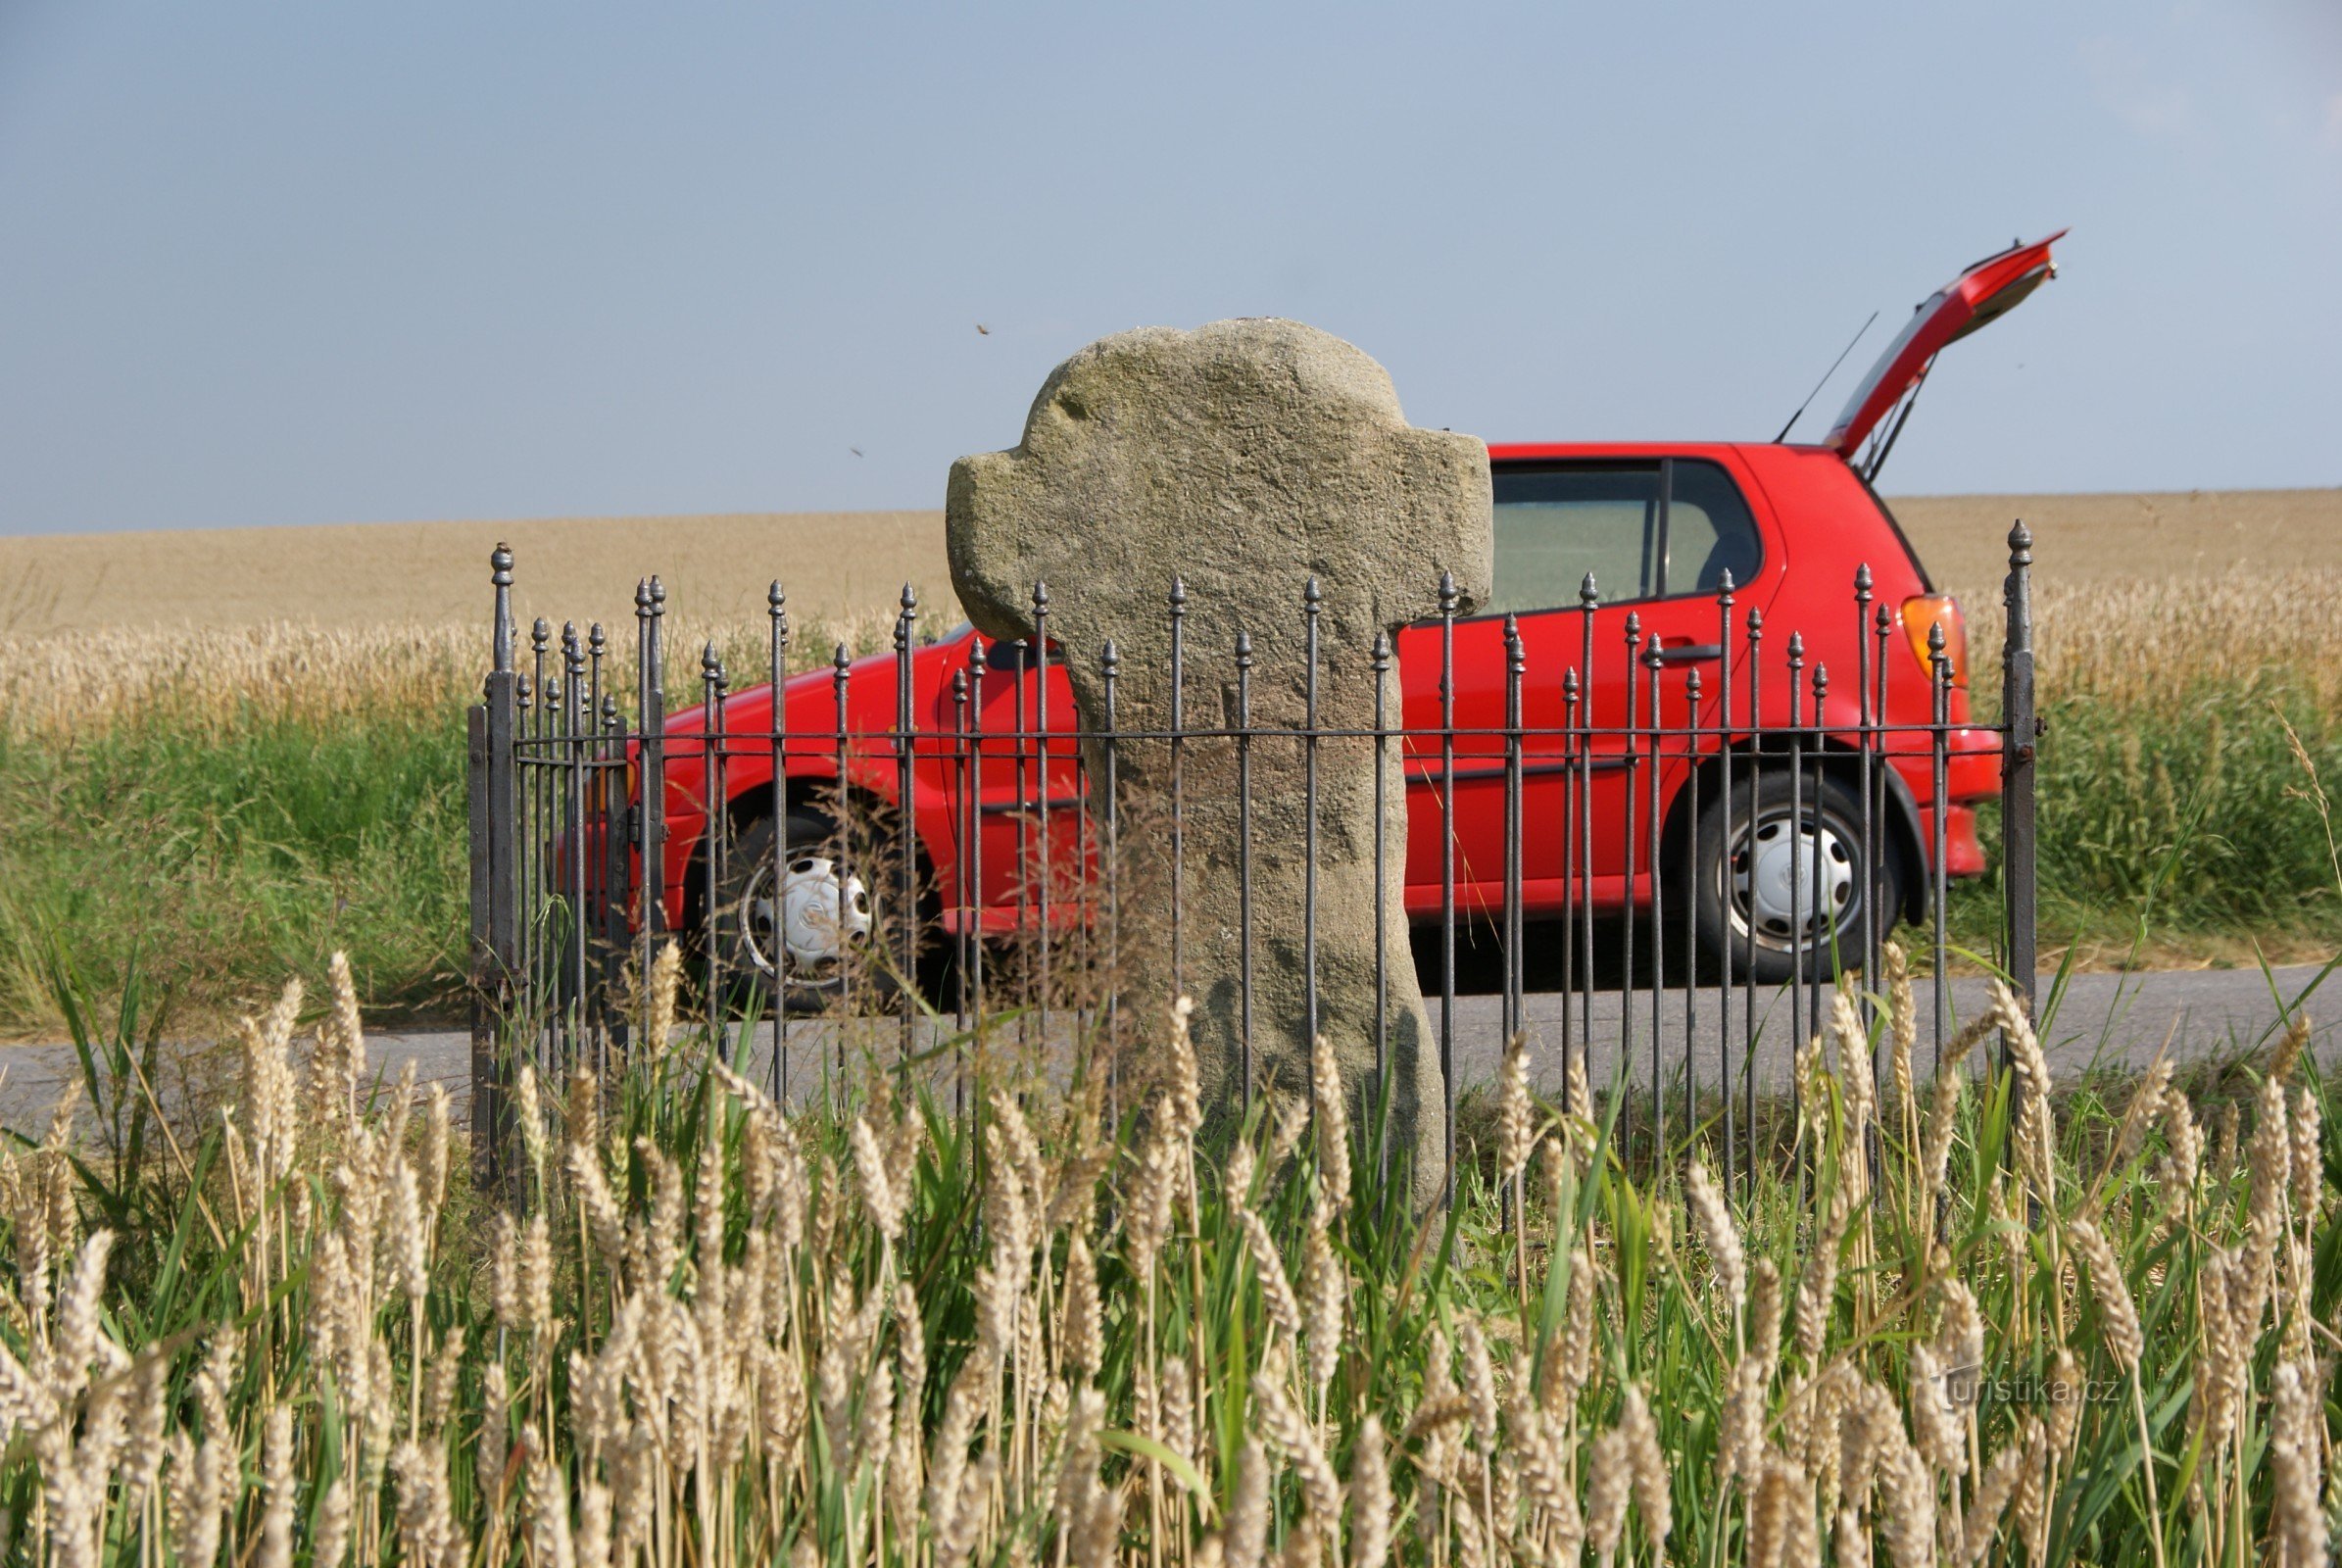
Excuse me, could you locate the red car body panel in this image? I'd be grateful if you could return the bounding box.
[636,238,2062,938]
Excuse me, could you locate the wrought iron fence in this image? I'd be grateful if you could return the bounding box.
[467,526,2040,1196]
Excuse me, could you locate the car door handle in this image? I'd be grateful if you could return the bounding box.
[1653,642,1724,664]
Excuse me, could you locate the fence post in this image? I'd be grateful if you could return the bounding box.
[471,542,520,1188]
[2001,520,2038,1051]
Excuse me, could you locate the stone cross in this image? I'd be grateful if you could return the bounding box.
[947,318,1491,1205]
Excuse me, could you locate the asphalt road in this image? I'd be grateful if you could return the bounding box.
[1,963,2329,1138]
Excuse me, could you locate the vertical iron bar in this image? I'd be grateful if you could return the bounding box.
[1577,574,1599,1108]
[602,692,626,1070]
[1621,612,1641,1152]
[1786,632,1805,1151]
[527,619,549,1027]
[1811,662,1831,1048]
[951,667,971,1053]
[1645,630,1665,1155]
[1561,666,1582,1117]
[1683,666,1700,1154]
[1371,630,1392,1159]
[1855,564,1877,1018]
[965,638,989,1105]
[770,584,790,1100]
[1031,584,1051,1056]
[1011,642,1030,1048]
[1101,640,1122,1119]
[1237,628,1255,1114]
[474,542,518,1187]
[641,581,666,984]
[833,642,852,1077]
[1503,615,1525,1048]
[1715,570,1735,1192]
[2001,521,2038,1073]
[701,642,727,1054]
[588,623,607,1058]
[897,587,919,1073]
[1743,608,1763,1183]
[1438,573,1459,1206]
[1169,579,1187,996]
[1304,579,1323,1073]
[516,668,536,1025]
[1929,623,1951,1077]
[565,624,588,1070]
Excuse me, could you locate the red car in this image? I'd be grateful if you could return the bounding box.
[643,234,2060,1000]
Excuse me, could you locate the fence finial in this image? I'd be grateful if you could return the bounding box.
[2008,518,2033,563]
[491,543,515,673]
[1854,562,1873,598]
[1716,566,1734,601]
[1581,572,1599,610]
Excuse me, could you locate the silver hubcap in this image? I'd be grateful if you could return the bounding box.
[739,855,872,984]
[1729,812,1858,951]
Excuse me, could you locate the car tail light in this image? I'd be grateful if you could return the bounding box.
[1900,595,1969,688]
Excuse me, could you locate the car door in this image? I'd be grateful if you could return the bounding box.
[1396,457,1768,913]
[961,636,1086,927]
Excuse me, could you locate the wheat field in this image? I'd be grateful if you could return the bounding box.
[0,491,2333,1038]
[4,488,2336,640]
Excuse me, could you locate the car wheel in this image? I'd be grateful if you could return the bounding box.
[715,810,896,1014]
[1690,768,1901,985]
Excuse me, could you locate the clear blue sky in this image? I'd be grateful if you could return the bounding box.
[2,2,2335,535]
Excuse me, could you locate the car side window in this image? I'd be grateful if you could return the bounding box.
[1489,459,1761,612]
[1488,466,1663,613]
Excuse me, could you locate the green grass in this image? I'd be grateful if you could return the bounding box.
[1,661,2334,1039]
[1949,672,2342,969]
[0,704,471,1037]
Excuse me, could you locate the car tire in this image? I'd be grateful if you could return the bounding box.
[713,809,899,1014]
[1689,767,1902,985]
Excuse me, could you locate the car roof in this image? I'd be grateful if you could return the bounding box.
[1486,441,1833,463]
